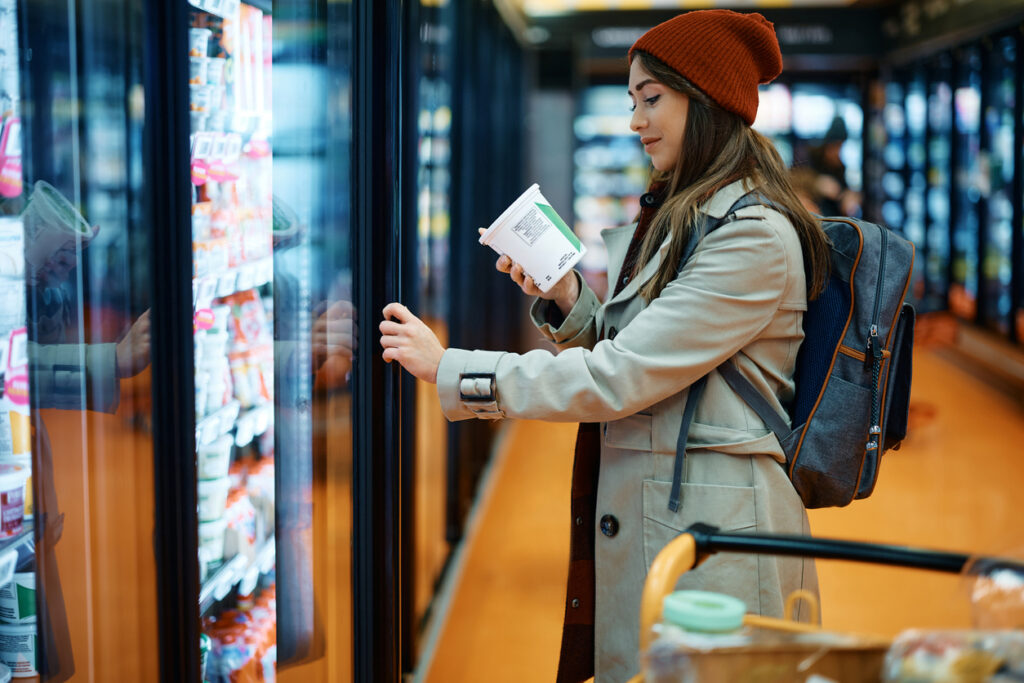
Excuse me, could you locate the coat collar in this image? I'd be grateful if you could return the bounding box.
[600,178,756,307]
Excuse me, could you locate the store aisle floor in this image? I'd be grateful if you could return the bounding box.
[423,346,1024,682]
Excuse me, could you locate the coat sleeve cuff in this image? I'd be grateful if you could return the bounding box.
[436,348,507,421]
[28,342,121,414]
[529,271,600,345]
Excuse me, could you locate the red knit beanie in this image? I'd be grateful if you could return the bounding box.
[629,10,782,126]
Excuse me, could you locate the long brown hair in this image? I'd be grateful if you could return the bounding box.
[630,50,830,301]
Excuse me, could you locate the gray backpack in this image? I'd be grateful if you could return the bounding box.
[670,193,916,511]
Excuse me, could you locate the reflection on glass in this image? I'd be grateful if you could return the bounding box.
[270,2,354,681]
[15,0,159,679]
[412,0,454,665]
[980,36,1015,335]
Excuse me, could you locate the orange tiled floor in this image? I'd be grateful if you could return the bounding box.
[422,347,1024,682]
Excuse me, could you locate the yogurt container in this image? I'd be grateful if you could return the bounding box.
[206,57,227,87]
[189,27,212,57]
[198,435,233,481]
[198,477,231,522]
[0,465,27,538]
[20,181,92,271]
[0,621,36,678]
[0,572,34,624]
[0,457,29,519]
[189,57,208,86]
[198,517,227,565]
[479,183,585,293]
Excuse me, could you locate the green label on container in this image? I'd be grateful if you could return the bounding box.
[536,203,581,252]
[16,583,34,619]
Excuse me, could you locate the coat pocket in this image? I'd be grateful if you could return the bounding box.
[640,479,756,573]
[604,412,652,452]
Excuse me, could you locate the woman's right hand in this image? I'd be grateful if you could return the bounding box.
[479,228,580,315]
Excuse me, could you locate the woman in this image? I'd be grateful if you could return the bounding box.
[381,10,830,683]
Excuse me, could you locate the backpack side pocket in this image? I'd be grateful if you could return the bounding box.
[881,303,915,450]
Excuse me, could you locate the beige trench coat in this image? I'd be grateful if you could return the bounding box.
[437,179,819,682]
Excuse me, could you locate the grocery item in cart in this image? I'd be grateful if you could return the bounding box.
[882,629,1024,682]
[644,588,888,683]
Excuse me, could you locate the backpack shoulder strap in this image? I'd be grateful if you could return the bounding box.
[677,191,769,272]
[717,361,790,442]
[667,190,788,512]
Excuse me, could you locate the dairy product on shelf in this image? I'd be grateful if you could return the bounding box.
[0,621,36,678]
[0,572,33,624]
[0,464,27,539]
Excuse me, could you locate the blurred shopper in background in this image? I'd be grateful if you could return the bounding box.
[381,9,830,683]
[807,115,861,217]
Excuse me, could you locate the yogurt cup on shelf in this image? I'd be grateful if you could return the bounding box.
[0,465,27,539]
[198,435,233,481]
[20,181,93,272]
[188,27,211,58]
[0,622,35,678]
[197,477,231,523]
[479,183,585,293]
[0,572,35,624]
[198,518,227,565]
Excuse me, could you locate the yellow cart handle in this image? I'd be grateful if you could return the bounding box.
[638,535,823,652]
[638,532,699,653]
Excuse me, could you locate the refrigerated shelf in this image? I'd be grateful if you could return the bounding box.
[195,399,272,448]
[193,256,273,309]
[199,534,275,613]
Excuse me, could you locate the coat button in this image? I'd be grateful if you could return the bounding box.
[600,514,619,538]
[571,598,580,608]
[640,192,657,207]
[575,516,583,526]
[607,326,617,340]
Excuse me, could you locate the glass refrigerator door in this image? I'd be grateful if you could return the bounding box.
[881,80,907,231]
[925,58,953,312]
[12,0,160,680]
[904,69,929,308]
[189,1,355,680]
[950,46,982,321]
[979,36,1015,336]
[411,0,454,665]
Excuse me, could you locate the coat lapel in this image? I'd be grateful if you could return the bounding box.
[603,234,671,308]
[599,179,756,309]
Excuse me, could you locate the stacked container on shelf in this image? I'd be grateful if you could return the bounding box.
[204,583,277,682]
[0,2,34,678]
[190,4,278,680]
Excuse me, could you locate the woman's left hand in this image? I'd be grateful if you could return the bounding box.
[380,302,445,384]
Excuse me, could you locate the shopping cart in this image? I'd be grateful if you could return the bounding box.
[628,522,1024,683]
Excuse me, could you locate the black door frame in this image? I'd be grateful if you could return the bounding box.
[144,1,200,681]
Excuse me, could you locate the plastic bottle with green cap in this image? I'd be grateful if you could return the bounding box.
[662,590,747,633]
[199,632,211,682]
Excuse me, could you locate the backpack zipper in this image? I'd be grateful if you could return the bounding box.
[865,224,888,453]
